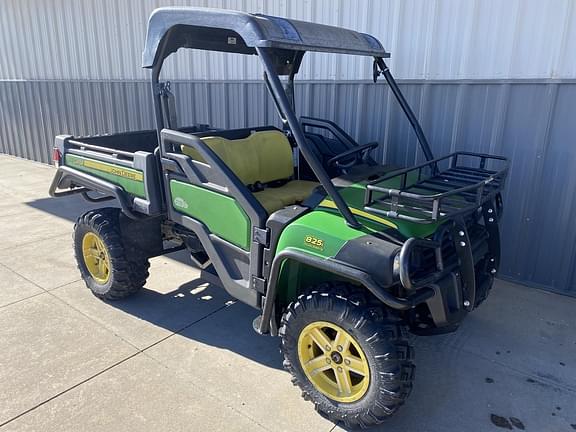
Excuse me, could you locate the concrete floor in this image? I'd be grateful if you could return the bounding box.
[0,154,575,432]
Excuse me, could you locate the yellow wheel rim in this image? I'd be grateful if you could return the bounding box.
[298,321,370,403]
[82,232,111,284]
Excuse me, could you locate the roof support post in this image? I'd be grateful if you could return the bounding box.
[256,47,361,228]
[376,58,435,162]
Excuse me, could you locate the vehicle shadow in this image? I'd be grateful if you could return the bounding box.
[106,276,284,370]
[26,196,549,432]
[104,272,512,432]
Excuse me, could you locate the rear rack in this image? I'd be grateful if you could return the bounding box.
[364,152,509,224]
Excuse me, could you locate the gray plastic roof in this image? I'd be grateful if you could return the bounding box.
[142,7,389,68]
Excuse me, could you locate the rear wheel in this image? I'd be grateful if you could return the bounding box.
[280,283,414,429]
[74,208,149,300]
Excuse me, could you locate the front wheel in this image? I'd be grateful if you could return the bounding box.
[279,284,414,429]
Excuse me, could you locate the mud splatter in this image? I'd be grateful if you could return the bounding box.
[509,417,525,430]
[490,414,512,430]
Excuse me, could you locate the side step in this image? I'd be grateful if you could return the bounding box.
[190,250,211,269]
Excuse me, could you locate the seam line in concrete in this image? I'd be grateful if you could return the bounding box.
[0,300,237,429]
[0,260,78,292]
[0,290,48,310]
[0,231,71,254]
[0,351,142,429]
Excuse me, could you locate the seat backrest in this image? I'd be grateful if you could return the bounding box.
[182,129,293,185]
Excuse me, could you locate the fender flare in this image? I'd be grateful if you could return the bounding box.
[258,248,435,335]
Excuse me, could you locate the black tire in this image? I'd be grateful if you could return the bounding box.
[280,282,414,429]
[73,208,149,300]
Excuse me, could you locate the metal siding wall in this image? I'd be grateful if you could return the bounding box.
[1,1,576,295]
[1,0,575,81]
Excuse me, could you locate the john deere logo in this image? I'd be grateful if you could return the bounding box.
[173,197,188,209]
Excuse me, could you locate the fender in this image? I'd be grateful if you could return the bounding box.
[258,248,435,335]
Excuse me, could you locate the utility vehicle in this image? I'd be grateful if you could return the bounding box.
[49,8,509,429]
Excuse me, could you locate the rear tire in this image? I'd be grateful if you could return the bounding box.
[279,283,414,429]
[73,208,149,300]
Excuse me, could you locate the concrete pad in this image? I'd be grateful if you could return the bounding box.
[0,209,71,251]
[51,252,235,349]
[0,159,54,184]
[420,279,576,391]
[334,341,576,432]
[1,354,269,432]
[0,234,80,290]
[0,175,54,201]
[0,293,136,425]
[0,194,31,218]
[0,155,54,173]
[146,301,336,432]
[22,194,111,224]
[0,264,44,307]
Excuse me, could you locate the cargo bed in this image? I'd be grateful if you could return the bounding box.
[49,125,212,218]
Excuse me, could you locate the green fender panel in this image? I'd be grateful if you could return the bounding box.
[170,180,251,250]
[274,210,374,303]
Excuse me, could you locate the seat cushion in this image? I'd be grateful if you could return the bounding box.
[181,130,293,185]
[254,180,319,213]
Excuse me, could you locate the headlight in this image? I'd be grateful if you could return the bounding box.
[392,251,401,281]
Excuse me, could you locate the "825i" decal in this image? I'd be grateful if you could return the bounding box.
[304,235,325,251]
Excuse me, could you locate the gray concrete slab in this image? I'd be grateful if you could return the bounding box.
[51,253,235,349]
[0,195,31,218]
[334,341,576,432]
[145,301,336,432]
[419,280,576,391]
[0,264,44,308]
[0,234,80,290]
[1,154,575,432]
[0,293,137,425]
[0,210,71,251]
[1,354,270,432]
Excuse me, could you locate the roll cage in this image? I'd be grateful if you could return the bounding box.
[143,7,435,229]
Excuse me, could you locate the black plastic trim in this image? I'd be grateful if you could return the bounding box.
[258,249,435,334]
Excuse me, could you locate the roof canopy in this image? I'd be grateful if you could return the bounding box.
[142,7,389,69]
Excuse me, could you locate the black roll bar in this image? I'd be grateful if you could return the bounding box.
[376,57,435,162]
[256,47,361,229]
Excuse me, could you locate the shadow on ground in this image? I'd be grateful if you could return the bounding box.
[107,278,285,370]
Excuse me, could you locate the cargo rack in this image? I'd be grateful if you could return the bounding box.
[363,152,509,224]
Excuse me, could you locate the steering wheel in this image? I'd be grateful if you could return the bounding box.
[327,142,379,170]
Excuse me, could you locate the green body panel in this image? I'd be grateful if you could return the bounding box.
[327,172,442,239]
[276,211,374,258]
[65,154,146,198]
[274,210,377,304]
[169,180,251,250]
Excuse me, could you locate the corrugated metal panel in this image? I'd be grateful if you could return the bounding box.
[1,79,575,295]
[1,0,576,295]
[1,0,575,81]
